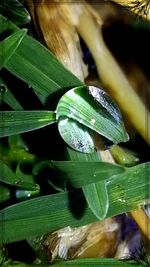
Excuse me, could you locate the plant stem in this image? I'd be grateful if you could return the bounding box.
[68,3,150,145]
[130,208,150,242]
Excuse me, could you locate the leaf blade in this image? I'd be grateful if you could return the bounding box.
[0,111,56,137]
[0,29,27,69]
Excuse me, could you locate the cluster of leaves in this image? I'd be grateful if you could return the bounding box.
[0,1,150,266]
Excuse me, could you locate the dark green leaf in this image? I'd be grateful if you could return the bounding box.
[0,0,30,25]
[0,111,56,137]
[0,160,38,190]
[0,29,27,69]
[0,15,83,104]
[0,184,11,203]
[33,161,125,188]
[0,162,149,243]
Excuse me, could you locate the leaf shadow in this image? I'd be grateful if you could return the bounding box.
[67,188,87,220]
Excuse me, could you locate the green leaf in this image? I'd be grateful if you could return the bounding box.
[56,86,129,144]
[52,258,141,267]
[0,160,38,191]
[0,77,23,110]
[0,29,27,69]
[33,161,125,188]
[0,15,83,104]
[0,111,56,137]
[0,0,31,25]
[8,135,28,150]
[0,162,149,243]
[83,181,109,220]
[58,118,95,153]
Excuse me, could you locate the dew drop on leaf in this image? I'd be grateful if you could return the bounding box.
[88,86,122,123]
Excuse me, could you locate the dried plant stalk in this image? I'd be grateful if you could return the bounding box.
[111,0,150,21]
[60,2,150,145]
[27,0,87,81]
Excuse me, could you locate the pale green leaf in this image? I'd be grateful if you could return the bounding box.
[58,118,95,153]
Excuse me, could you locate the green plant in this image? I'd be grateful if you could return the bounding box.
[0,1,150,266]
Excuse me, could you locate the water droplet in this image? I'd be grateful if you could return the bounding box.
[0,84,7,97]
[90,118,96,125]
[88,86,122,123]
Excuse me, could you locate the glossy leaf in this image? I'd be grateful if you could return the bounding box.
[56,86,129,144]
[0,78,23,110]
[0,0,30,25]
[0,111,56,137]
[0,29,27,69]
[58,118,95,153]
[83,181,109,220]
[0,160,38,191]
[0,15,83,104]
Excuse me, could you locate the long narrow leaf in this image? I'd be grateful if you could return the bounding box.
[0,77,23,110]
[0,15,83,104]
[0,0,30,25]
[0,162,149,243]
[0,111,56,137]
[33,161,125,188]
[53,258,141,266]
[0,29,27,69]
[0,160,38,190]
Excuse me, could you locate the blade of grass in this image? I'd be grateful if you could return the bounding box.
[0,77,23,110]
[0,29,27,69]
[52,258,142,266]
[0,160,38,191]
[0,111,56,137]
[0,0,31,25]
[0,162,149,243]
[0,15,83,105]
[33,160,125,188]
